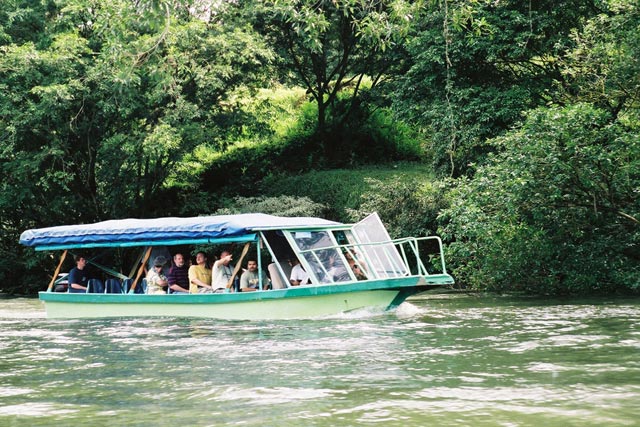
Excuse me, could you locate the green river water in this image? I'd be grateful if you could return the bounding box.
[0,293,638,426]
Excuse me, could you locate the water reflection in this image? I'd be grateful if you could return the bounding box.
[0,295,638,426]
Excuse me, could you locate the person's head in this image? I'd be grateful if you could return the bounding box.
[173,253,185,267]
[74,255,87,269]
[220,250,232,266]
[153,256,167,271]
[195,251,207,266]
[247,260,257,271]
[287,258,299,266]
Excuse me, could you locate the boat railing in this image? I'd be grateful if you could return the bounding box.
[297,235,448,283]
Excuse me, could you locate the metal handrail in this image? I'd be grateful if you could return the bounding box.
[297,235,448,282]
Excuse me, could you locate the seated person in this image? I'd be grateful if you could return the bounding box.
[68,255,89,293]
[240,260,270,292]
[167,253,190,294]
[288,258,309,286]
[211,250,234,292]
[146,256,168,294]
[345,251,367,280]
[188,251,213,293]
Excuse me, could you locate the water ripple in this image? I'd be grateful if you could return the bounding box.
[0,295,638,426]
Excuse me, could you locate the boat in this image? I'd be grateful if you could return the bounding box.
[19,212,454,319]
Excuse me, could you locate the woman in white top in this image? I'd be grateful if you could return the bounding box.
[146,256,168,294]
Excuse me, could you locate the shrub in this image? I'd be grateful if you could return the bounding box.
[197,88,426,194]
[259,163,438,223]
[214,195,327,217]
[440,104,640,295]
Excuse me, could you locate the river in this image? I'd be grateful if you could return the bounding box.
[0,293,638,426]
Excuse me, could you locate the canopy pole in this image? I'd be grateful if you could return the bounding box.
[129,247,152,293]
[46,250,68,292]
[257,237,263,290]
[226,242,251,290]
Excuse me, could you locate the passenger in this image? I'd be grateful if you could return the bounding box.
[211,250,234,292]
[288,258,309,286]
[345,252,367,280]
[188,251,213,293]
[167,253,190,294]
[68,254,89,293]
[240,259,270,292]
[146,246,172,276]
[146,256,168,294]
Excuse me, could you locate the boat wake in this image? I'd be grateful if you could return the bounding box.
[306,302,429,321]
[394,301,429,319]
[317,306,388,320]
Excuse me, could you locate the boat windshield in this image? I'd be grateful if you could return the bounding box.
[351,213,409,278]
[290,231,351,284]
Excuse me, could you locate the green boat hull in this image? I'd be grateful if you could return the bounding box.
[38,274,453,319]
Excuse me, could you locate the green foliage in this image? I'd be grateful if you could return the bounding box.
[346,177,448,239]
[251,0,419,133]
[259,163,436,222]
[198,88,424,193]
[387,0,601,176]
[441,104,640,295]
[321,92,424,165]
[2,0,640,299]
[557,1,640,117]
[0,0,275,294]
[214,195,327,218]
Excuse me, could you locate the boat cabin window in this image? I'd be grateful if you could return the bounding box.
[260,230,294,288]
[331,229,369,280]
[289,230,351,284]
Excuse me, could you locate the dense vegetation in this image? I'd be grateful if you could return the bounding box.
[1,0,638,296]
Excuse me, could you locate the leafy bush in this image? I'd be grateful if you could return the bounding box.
[198,89,425,193]
[259,163,436,222]
[441,104,640,295]
[214,195,327,217]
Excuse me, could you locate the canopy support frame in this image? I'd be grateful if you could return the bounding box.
[129,247,153,293]
[47,250,68,292]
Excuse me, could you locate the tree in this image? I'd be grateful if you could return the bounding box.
[557,0,640,118]
[250,0,418,154]
[388,0,602,176]
[0,0,274,294]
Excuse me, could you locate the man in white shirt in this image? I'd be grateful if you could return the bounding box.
[288,258,309,286]
[211,250,235,292]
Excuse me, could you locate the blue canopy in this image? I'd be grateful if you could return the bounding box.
[20,214,341,250]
